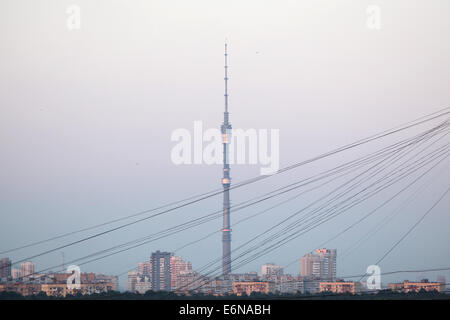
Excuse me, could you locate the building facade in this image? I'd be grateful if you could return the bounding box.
[138,261,152,277]
[233,281,274,296]
[319,281,361,294]
[261,263,284,277]
[0,258,12,279]
[127,271,139,292]
[273,275,303,294]
[11,268,21,279]
[300,248,336,281]
[388,280,444,293]
[20,261,36,278]
[150,250,172,291]
[0,273,117,297]
[170,256,192,290]
[135,276,152,294]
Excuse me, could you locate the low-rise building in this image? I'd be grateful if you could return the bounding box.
[303,278,321,294]
[233,281,274,296]
[0,272,117,297]
[388,280,444,293]
[0,283,41,296]
[205,277,233,296]
[41,282,117,297]
[263,274,303,294]
[319,280,361,294]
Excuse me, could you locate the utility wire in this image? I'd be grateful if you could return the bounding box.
[2,115,446,284]
[181,140,448,290]
[189,132,449,280]
[2,108,448,256]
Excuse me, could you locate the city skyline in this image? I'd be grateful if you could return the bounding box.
[2,247,448,295]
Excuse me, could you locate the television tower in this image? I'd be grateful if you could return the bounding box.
[221,42,232,275]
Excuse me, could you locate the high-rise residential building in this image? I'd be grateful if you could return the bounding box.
[170,256,192,290]
[0,258,12,279]
[300,248,336,280]
[138,261,152,277]
[20,261,36,278]
[150,250,172,291]
[127,271,139,292]
[261,263,284,277]
[11,268,21,279]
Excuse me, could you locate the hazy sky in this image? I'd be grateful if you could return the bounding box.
[1,0,449,290]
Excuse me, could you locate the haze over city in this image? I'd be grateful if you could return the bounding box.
[1,0,449,293]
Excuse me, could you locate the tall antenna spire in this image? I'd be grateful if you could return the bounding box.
[221,41,232,276]
[224,41,229,114]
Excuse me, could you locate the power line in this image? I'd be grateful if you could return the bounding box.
[228,147,449,277]
[16,129,430,279]
[81,137,449,293]
[2,107,448,257]
[374,187,450,266]
[3,113,448,284]
[341,266,450,279]
[174,124,449,253]
[340,162,449,261]
[193,134,449,278]
[178,139,449,291]
[283,155,449,270]
[114,130,446,278]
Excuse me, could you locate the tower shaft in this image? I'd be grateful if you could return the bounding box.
[221,42,232,275]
